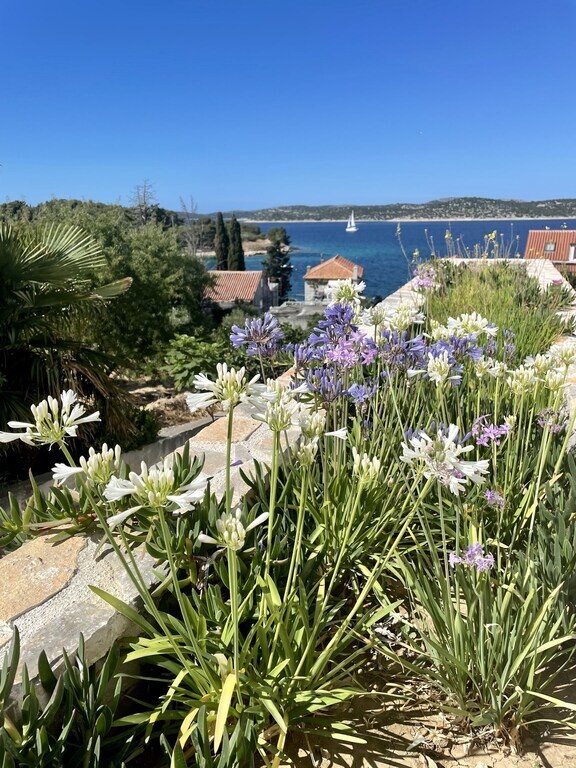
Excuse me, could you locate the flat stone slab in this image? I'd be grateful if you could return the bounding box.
[189,414,258,446]
[0,536,86,622]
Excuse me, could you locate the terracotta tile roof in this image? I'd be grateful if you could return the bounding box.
[525,230,576,261]
[304,254,364,281]
[206,271,263,303]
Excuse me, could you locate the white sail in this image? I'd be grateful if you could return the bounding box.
[345,210,358,232]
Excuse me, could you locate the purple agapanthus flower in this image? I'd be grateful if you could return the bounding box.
[309,303,357,346]
[304,366,344,404]
[472,416,511,447]
[230,313,284,358]
[449,543,495,573]
[347,382,377,405]
[484,489,505,509]
[537,407,568,434]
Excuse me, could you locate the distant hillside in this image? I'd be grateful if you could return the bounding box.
[209,198,576,222]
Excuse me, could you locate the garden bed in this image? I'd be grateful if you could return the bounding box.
[2,259,576,768]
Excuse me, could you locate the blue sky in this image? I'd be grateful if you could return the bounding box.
[1,0,575,212]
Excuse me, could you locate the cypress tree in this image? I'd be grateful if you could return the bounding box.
[214,212,229,270]
[228,215,245,271]
[262,242,292,300]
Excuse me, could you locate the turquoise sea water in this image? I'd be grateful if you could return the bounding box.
[243,219,576,301]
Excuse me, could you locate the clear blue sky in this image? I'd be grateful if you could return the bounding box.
[1,0,575,212]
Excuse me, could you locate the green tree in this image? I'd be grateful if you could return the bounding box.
[214,212,229,270]
[0,222,133,473]
[228,215,245,271]
[262,241,292,300]
[266,226,291,247]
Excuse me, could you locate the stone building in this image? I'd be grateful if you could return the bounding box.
[303,254,364,302]
[205,271,278,311]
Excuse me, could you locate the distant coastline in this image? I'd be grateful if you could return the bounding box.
[241,216,576,224]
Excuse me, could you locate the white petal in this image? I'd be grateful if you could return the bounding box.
[104,477,137,502]
[198,533,219,546]
[106,506,141,529]
[245,511,269,532]
[0,431,25,443]
[185,391,217,413]
[325,427,348,440]
[52,463,83,483]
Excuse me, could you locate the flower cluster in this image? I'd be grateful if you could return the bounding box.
[198,508,269,551]
[104,457,209,517]
[537,407,569,434]
[0,390,100,447]
[230,313,284,358]
[412,264,436,292]
[401,424,489,495]
[352,447,381,486]
[471,416,511,447]
[449,543,495,573]
[325,278,366,309]
[484,489,505,509]
[186,363,264,413]
[52,443,122,486]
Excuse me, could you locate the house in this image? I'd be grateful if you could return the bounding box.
[524,230,576,271]
[205,270,278,311]
[303,254,364,303]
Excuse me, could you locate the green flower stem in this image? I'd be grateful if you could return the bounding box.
[264,431,281,580]
[225,407,235,516]
[283,465,309,602]
[228,548,242,704]
[58,443,210,681]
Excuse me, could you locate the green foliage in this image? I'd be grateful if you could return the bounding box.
[0,631,136,767]
[266,226,290,246]
[227,216,245,271]
[427,260,573,360]
[262,242,291,300]
[214,213,229,271]
[0,220,133,439]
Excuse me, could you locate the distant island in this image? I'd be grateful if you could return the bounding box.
[208,197,576,222]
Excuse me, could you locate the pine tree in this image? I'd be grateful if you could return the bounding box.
[262,242,292,300]
[214,212,229,270]
[228,215,245,270]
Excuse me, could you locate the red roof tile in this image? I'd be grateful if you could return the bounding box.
[525,230,576,261]
[304,254,364,281]
[206,271,263,303]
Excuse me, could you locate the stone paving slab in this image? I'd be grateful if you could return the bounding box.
[0,536,86,623]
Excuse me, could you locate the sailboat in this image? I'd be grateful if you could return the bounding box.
[345,211,358,233]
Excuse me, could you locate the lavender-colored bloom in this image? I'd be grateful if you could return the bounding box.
[472,415,511,447]
[484,489,505,509]
[327,339,360,368]
[304,367,345,404]
[309,303,357,346]
[449,542,495,573]
[503,329,516,363]
[379,331,428,372]
[347,382,377,405]
[230,313,284,358]
[537,407,568,434]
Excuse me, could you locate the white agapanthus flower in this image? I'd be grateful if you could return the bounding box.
[543,368,567,392]
[104,457,208,513]
[297,406,327,440]
[383,303,425,333]
[198,508,269,551]
[549,343,576,368]
[352,447,381,486]
[446,312,498,338]
[408,351,461,387]
[295,438,319,467]
[325,278,366,308]
[507,365,539,396]
[0,390,100,446]
[185,363,265,414]
[524,353,556,376]
[401,424,489,496]
[361,301,389,328]
[52,443,122,486]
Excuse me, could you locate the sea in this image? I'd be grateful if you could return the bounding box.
[242,219,576,301]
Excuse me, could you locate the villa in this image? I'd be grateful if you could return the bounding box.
[303,254,364,302]
[524,229,576,272]
[205,270,278,311]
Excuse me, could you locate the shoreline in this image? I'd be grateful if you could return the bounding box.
[240,216,576,224]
